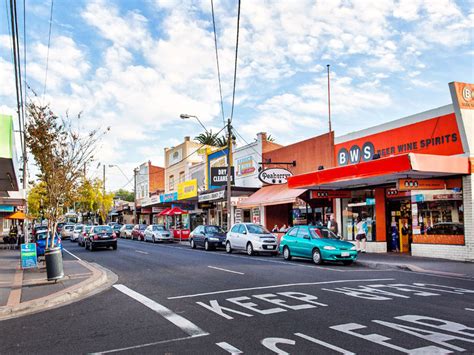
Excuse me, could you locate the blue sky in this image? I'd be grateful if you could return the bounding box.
[1,0,473,191]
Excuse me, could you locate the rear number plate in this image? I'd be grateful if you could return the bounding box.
[341,252,350,257]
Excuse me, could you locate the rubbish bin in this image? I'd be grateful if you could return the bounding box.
[45,246,64,281]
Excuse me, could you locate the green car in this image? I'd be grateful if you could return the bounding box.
[279,225,358,265]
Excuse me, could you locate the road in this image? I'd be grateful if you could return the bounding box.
[2,238,474,354]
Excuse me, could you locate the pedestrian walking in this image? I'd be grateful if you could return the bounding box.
[355,216,367,252]
[391,222,400,252]
[327,214,338,235]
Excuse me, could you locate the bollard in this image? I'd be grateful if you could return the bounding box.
[44,246,64,281]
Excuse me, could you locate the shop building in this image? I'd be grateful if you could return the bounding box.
[288,81,473,261]
[135,160,164,224]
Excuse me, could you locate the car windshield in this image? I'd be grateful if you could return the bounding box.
[65,225,74,230]
[93,226,113,233]
[36,231,50,240]
[74,225,83,231]
[310,227,339,239]
[246,224,270,234]
[139,225,147,230]
[126,225,133,229]
[205,226,224,234]
[153,225,167,231]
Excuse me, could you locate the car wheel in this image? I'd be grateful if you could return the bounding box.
[190,239,196,249]
[204,240,210,251]
[152,236,156,243]
[225,241,232,253]
[246,242,254,256]
[342,260,353,266]
[112,244,117,250]
[283,246,292,260]
[85,241,89,250]
[312,249,322,265]
[90,243,95,252]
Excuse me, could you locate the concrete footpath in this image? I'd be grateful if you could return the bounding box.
[0,249,117,321]
[356,252,474,278]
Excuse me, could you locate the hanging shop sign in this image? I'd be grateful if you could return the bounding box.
[258,168,293,185]
[398,178,446,191]
[310,190,351,199]
[160,192,178,203]
[210,167,235,186]
[198,190,225,202]
[177,179,198,200]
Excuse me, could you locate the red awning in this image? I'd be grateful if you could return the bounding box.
[158,208,171,216]
[288,153,470,190]
[238,184,307,208]
[167,207,188,215]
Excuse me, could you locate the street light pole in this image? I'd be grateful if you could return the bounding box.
[180,114,209,134]
[226,118,232,231]
[133,168,137,224]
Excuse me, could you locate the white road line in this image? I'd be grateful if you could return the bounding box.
[208,266,244,275]
[135,250,149,255]
[216,342,243,354]
[466,308,474,311]
[93,334,208,354]
[397,270,474,282]
[167,278,395,300]
[295,333,355,354]
[63,248,81,261]
[113,284,208,337]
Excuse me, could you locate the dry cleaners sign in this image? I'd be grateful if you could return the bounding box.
[258,168,293,185]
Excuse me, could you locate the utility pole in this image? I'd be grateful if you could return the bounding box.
[133,168,137,224]
[226,118,232,231]
[102,164,106,224]
[327,64,332,133]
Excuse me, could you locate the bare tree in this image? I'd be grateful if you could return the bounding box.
[25,102,108,249]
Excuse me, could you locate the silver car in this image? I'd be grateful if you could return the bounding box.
[78,225,91,247]
[120,224,134,239]
[61,224,75,240]
[71,224,84,242]
[226,223,278,256]
[144,224,173,243]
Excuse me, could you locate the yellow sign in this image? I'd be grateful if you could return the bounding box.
[177,179,198,200]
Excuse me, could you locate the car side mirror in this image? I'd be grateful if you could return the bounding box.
[242,230,247,234]
[304,235,310,240]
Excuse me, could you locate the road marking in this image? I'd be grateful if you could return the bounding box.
[93,334,208,354]
[466,308,474,311]
[295,333,355,354]
[113,284,208,336]
[63,248,81,261]
[208,266,244,275]
[397,270,474,282]
[167,278,395,300]
[135,250,149,255]
[216,342,243,354]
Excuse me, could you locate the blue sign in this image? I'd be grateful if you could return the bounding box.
[21,243,37,269]
[0,205,14,212]
[207,148,229,190]
[366,198,375,206]
[160,192,178,203]
[413,194,424,203]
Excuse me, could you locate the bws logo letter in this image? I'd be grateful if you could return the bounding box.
[337,142,374,166]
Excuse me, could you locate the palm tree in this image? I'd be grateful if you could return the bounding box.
[195,131,219,145]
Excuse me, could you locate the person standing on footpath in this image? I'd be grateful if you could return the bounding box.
[355,216,367,252]
[327,214,338,236]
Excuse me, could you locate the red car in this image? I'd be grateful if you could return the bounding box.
[131,224,147,241]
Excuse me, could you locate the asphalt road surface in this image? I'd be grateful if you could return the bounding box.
[3,238,474,354]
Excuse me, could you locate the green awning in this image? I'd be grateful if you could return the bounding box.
[0,114,19,191]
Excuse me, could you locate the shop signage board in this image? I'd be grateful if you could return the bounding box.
[141,208,152,214]
[234,208,243,224]
[177,179,198,200]
[236,155,256,177]
[452,82,474,110]
[258,168,293,185]
[335,113,464,166]
[207,147,230,189]
[210,167,235,186]
[398,178,445,191]
[310,190,351,199]
[152,207,163,214]
[160,192,178,203]
[385,189,411,199]
[0,205,14,212]
[21,243,37,269]
[198,190,225,202]
[252,207,260,224]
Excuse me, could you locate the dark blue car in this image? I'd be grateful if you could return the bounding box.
[34,229,63,256]
[189,225,226,251]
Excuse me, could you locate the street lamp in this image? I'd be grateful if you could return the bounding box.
[180,114,209,133]
[108,164,129,181]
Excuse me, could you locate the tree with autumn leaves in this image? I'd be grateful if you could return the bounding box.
[25,101,108,248]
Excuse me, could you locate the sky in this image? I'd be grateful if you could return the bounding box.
[1,0,473,192]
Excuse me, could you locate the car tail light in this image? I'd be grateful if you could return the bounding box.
[93,235,99,240]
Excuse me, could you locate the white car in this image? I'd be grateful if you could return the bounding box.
[61,224,75,239]
[225,223,278,256]
[144,224,173,243]
[71,224,84,242]
[120,224,134,239]
[78,225,91,247]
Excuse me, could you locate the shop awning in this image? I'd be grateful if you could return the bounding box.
[158,208,171,216]
[237,184,307,208]
[0,114,19,191]
[288,153,470,190]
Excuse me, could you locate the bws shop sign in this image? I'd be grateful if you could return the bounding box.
[258,168,293,185]
[338,142,375,166]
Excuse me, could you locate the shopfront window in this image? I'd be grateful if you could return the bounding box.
[341,189,375,241]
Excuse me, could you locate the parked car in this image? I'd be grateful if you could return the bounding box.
[85,225,118,251]
[226,223,278,256]
[34,229,63,256]
[111,223,122,235]
[71,224,84,242]
[131,224,147,241]
[56,222,66,234]
[61,224,75,240]
[190,225,226,250]
[279,225,358,265]
[78,225,91,247]
[144,224,172,243]
[120,224,134,239]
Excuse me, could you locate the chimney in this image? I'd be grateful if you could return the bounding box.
[184,136,190,142]
[257,132,267,142]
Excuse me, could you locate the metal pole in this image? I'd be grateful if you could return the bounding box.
[226,118,232,231]
[103,164,106,224]
[327,64,332,133]
[133,168,137,224]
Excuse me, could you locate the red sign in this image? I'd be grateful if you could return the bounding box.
[310,190,352,199]
[453,82,474,110]
[385,189,411,199]
[335,113,463,166]
[398,179,446,191]
[140,208,152,214]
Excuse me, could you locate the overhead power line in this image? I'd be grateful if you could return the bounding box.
[230,0,241,122]
[42,0,54,101]
[210,0,226,127]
